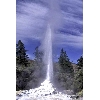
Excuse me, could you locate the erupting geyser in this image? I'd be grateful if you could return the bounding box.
[16,0,73,99]
[16,25,72,100]
[43,24,53,81]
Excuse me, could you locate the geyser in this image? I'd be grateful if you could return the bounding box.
[16,0,73,100]
[16,23,72,100]
[43,24,53,81]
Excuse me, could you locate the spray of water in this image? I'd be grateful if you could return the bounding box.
[43,24,53,81]
[42,0,62,82]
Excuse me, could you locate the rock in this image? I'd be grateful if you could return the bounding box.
[63,90,74,95]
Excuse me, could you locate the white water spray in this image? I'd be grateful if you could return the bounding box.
[43,24,53,81]
[44,0,62,81]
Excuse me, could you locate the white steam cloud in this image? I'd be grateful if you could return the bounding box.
[48,0,63,31]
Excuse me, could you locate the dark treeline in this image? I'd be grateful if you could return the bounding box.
[16,40,83,95]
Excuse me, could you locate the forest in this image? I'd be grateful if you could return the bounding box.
[16,40,83,96]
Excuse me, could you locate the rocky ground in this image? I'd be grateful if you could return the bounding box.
[16,79,82,100]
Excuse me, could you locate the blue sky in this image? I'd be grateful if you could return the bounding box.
[16,0,83,63]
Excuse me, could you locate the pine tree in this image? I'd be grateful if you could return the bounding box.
[56,48,74,90]
[33,46,43,66]
[73,56,83,93]
[58,48,74,73]
[16,40,29,67]
[77,56,83,69]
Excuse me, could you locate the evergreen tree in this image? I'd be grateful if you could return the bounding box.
[33,46,45,82]
[73,56,83,93]
[33,46,43,66]
[54,48,74,90]
[77,56,83,69]
[58,48,74,73]
[16,40,29,67]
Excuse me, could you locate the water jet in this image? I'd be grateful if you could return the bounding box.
[43,24,53,82]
